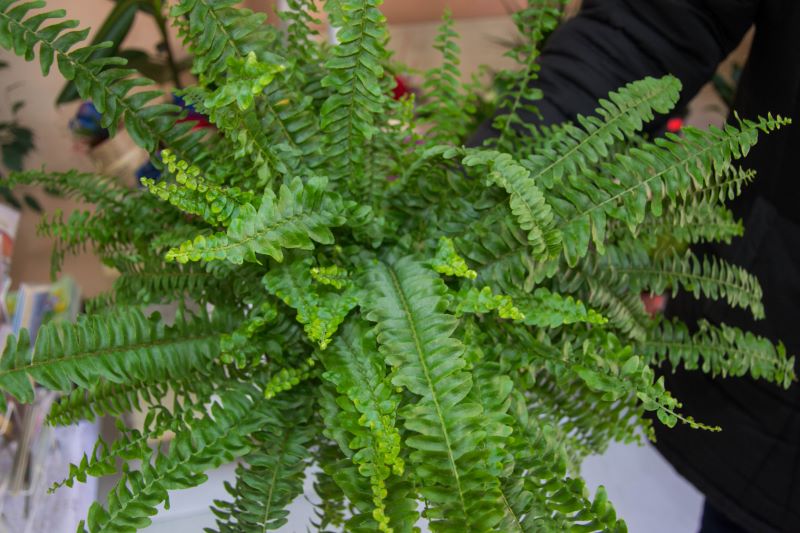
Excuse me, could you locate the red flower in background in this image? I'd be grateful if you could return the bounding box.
[392,75,409,100]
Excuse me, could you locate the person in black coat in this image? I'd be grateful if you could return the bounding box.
[471,1,800,531]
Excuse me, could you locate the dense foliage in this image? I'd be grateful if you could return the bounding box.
[0,1,795,531]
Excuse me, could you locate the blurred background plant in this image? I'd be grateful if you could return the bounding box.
[56,0,188,106]
[0,60,39,212]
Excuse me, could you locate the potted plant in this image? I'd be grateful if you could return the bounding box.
[0,0,794,531]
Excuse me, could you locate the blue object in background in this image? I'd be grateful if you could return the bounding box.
[69,101,109,146]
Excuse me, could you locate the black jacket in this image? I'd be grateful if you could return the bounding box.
[473,1,800,531]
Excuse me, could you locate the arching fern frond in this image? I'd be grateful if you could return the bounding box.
[320,0,388,182]
[643,318,796,388]
[523,76,681,189]
[0,307,232,409]
[598,244,765,319]
[491,0,566,151]
[461,149,562,260]
[47,365,216,426]
[142,150,255,227]
[209,392,315,533]
[549,114,790,266]
[79,388,263,532]
[417,10,472,144]
[502,393,627,532]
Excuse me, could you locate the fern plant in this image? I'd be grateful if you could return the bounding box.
[0,1,796,532]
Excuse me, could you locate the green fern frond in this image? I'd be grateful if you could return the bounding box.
[319,319,409,532]
[320,0,388,182]
[7,169,127,206]
[171,0,280,84]
[491,0,566,151]
[629,203,743,248]
[417,10,472,144]
[0,307,231,408]
[263,257,358,348]
[362,256,505,532]
[644,318,796,388]
[263,357,316,399]
[80,388,263,532]
[111,263,226,306]
[549,114,790,266]
[47,366,215,426]
[503,394,627,532]
[523,76,681,189]
[209,393,314,533]
[598,244,765,319]
[514,287,607,328]
[450,285,525,321]
[166,177,350,264]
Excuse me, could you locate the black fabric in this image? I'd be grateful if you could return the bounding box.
[470,1,800,531]
[700,500,750,533]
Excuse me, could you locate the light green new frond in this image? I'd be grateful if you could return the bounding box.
[0,307,231,409]
[514,287,607,328]
[451,286,525,321]
[431,236,477,279]
[263,357,316,399]
[524,76,681,189]
[143,150,254,226]
[362,256,505,532]
[319,319,410,532]
[209,393,314,533]
[263,257,358,348]
[320,0,388,181]
[311,264,351,289]
[166,177,350,264]
[461,149,562,259]
[643,319,796,388]
[549,114,790,266]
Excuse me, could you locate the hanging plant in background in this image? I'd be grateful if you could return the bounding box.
[0,59,39,211]
[0,1,795,532]
[56,0,186,105]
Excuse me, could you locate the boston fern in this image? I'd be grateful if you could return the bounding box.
[0,1,795,532]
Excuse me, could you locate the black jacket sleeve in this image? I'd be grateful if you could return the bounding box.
[472,0,758,141]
